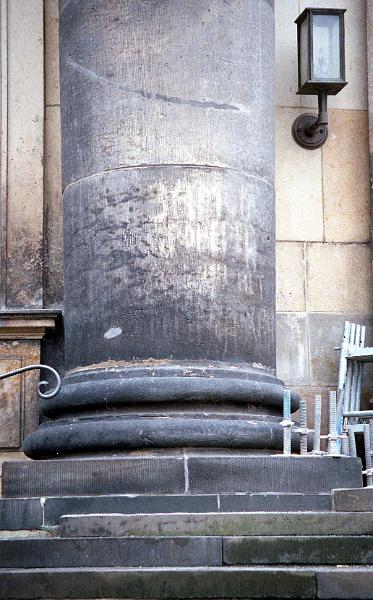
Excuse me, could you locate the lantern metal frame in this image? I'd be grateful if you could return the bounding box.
[296,7,347,96]
[292,7,347,150]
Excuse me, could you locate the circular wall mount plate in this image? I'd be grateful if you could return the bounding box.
[292,113,328,149]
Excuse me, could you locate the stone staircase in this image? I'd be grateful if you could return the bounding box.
[1,454,372,599]
[2,500,373,598]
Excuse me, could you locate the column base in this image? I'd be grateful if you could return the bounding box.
[23,361,299,459]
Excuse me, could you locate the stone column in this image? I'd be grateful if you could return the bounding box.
[24,0,297,459]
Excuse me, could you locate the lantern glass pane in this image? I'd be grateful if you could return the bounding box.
[300,17,309,86]
[312,14,340,80]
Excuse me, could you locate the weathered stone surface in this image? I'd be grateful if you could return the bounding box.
[323,110,370,244]
[3,456,362,498]
[0,313,58,455]
[332,487,373,512]
[0,342,40,450]
[45,0,60,107]
[276,243,306,312]
[317,567,373,599]
[61,166,276,374]
[45,493,333,526]
[308,313,373,387]
[0,452,29,496]
[23,415,289,459]
[187,455,362,494]
[0,567,317,599]
[306,244,373,314]
[220,492,331,512]
[274,1,300,108]
[0,537,221,569]
[0,498,42,531]
[2,457,185,498]
[223,536,373,565]
[276,313,309,386]
[44,104,63,307]
[368,0,373,173]
[59,512,373,539]
[6,0,44,307]
[44,494,219,526]
[0,358,22,448]
[275,108,323,242]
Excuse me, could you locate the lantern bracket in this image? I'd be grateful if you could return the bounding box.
[292,91,328,150]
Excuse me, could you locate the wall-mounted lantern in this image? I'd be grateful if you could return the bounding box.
[292,8,347,149]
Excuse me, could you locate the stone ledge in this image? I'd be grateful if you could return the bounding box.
[0,310,60,340]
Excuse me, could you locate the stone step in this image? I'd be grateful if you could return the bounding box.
[223,536,373,565]
[2,534,373,569]
[59,511,373,538]
[2,455,362,498]
[1,566,373,599]
[0,566,316,599]
[0,536,221,568]
[0,493,332,530]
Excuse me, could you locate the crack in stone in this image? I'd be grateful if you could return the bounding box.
[67,58,241,112]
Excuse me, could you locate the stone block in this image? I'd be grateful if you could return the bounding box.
[3,455,362,498]
[186,455,362,494]
[223,535,373,565]
[45,0,60,106]
[0,498,42,531]
[0,358,22,448]
[299,0,367,111]
[276,243,306,312]
[44,105,63,306]
[0,452,29,495]
[2,457,185,498]
[274,0,300,108]
[44,494,219,526]
[276,108,323,242]
[276,313,310,386]
[308,313,373,386]
[306,244,373,314]
[220,492,331,512]
[60,511,373,539]
[368,3,373,159]
[6,0,44,306]
[323,110,370,243]
[0,567,317,599]
[317,568,373,599]
[0,537,221,569]
[0,342,41,452]
[332,487,373,512]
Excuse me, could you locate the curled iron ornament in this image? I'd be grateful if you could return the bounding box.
[0,364,61,399]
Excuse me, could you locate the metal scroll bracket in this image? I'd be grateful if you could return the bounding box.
[0,364,61,399]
